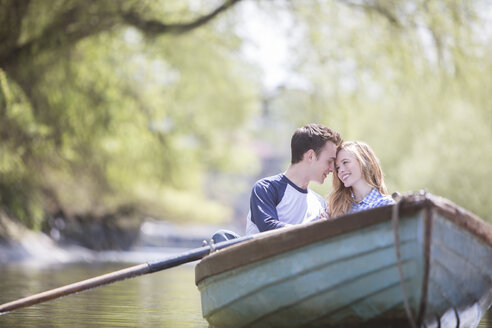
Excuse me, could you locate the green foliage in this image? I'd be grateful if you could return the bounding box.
[267,0,492,221]
[1,0,491,231]
[0,70,46,228]
[0,0,259,227]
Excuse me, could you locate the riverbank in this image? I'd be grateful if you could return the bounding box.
[0,210,239,266]
[0,212,93,266]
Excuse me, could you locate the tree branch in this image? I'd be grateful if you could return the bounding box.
[0,0,244,72]
[122,0,244,36]
[337,0,401,27]
[0,0,31,59]
[0,3,118,73]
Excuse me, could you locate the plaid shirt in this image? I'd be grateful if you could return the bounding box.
[349,188,394,213]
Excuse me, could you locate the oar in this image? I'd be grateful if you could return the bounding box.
[0,235,253,314]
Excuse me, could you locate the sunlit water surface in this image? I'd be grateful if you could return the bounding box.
[0,262,207,328]
[1,261,491,328]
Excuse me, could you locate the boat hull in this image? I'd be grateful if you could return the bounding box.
[195,194,492,327]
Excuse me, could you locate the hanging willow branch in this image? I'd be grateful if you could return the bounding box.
[0,0,244,71]
[122,0,243,36]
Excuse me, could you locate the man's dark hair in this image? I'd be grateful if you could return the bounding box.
[291,123,342,164]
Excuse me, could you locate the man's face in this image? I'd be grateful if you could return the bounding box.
[311,141,337,184]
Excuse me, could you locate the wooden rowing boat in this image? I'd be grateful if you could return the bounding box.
[195,192,492,327]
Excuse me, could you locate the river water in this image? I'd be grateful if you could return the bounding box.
[1,260,491,327]
[0,261,208,328]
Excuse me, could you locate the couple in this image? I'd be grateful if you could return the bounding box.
[213,123,394,243]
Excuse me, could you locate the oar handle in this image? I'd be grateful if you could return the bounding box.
[148,235,253,272]
[0,234,253,314]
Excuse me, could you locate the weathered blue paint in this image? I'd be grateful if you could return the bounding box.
[196,203,492,328]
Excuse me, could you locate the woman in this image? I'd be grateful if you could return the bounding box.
[328,141,394,217]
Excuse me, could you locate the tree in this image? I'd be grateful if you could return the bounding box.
[0,0,258,228]
[266,0,492,221]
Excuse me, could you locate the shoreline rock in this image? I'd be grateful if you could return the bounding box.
[0,211,241,266]
[0,211,93,266]
[0,230,94,267]
[43,214,142,251]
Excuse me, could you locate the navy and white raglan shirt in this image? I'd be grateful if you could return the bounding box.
[245,174,326,235]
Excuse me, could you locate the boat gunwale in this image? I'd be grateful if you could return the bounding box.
[195,193,492,285]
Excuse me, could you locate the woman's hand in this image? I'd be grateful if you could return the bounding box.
[319,207,330,220]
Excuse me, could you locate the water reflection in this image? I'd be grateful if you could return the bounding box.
[0,263,207,328]
[1,261,491,327]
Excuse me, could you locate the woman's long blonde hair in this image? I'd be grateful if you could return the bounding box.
[328,141,388,217]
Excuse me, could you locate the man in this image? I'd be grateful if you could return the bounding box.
[245,123,342,234]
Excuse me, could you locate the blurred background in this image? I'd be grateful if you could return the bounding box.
[1,0,491,251]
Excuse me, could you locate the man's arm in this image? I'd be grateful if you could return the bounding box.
[250,180,288,232]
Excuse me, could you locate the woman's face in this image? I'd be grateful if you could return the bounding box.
[336,149,363,188]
